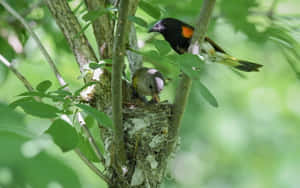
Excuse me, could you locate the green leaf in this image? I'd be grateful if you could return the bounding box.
[194,81,218,108]
[18,91,47,97]
[77,135,100,162]
[139,1,161,19]
[9,97,33,109]
[0,103,34,138]
[84,115,97,129]
[75,22,91,38]
[89,60,112,70]
[13,99,61,118]
[76,104,112,128]
[152,40,171,56]
[176,53,204,80]
[46,119,79,152]
[128,16,148,28]
[36,80,52,93]
[89,62,105,70]
[141,50,163,63]
[50,90,73,97]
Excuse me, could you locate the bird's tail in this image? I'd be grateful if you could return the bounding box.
[221,55,263,72]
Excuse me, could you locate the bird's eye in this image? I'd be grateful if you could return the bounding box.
[149,85,153,89]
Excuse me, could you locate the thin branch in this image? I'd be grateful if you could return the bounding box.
[74,149,111,186]
[0,54,34,91]
[1,0,106,168]
[0,54,109,184]
[1,1,109,183]
[0,0,67,87]
[167,0,216,154]
[43,0,108,167]
[0,53,106,170]
[77,112,105,163]
[111,0,131,171]
[45,0,98,73]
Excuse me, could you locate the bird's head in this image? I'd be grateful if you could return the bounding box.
[149,18,193,37]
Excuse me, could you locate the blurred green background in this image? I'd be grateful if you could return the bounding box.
[0,0,300,187]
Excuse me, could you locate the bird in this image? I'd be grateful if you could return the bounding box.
[132,67,165,103]
[148,18,263,72]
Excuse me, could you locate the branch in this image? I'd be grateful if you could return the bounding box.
[0,54,109,184]
[0,53,107,174]
[0,54,34,91]
[0,0,67,87]
[74,149,111,186]
[111,0,131,171]
[127,23,143,74]
[77,112,105,163]
[126,0,141,74]
[84,0,113,59]
[167,0,216,154]
[45,0,98,73]
[1,1,110,184]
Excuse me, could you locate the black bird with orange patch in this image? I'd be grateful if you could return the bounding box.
[149,18,263,72]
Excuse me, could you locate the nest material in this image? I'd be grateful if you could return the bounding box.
[103,103,173,187]
[125,103,172,187]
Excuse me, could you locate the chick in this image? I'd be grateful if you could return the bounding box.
[132,68,165,103]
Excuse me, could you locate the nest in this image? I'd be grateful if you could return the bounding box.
[103,103,173,187]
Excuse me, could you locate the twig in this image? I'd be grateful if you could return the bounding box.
[167,0,216,154]
[0,54,34,91]
[45,0,98,72]
[0,0,67,87]
[111,0,130,171]
[0,53,109,182]
[1,0,106,169]
[77,112,105,163]
[74,149,111,186]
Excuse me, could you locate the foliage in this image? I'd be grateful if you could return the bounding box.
[0,0,300,187]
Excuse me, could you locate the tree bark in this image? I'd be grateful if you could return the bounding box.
[45,0,98,73]
[84,0,114,59]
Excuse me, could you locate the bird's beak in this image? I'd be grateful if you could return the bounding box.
[148,22,162,33]
[148,27,155,33]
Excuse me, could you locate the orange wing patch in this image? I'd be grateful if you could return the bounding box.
[181,26,194,38]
